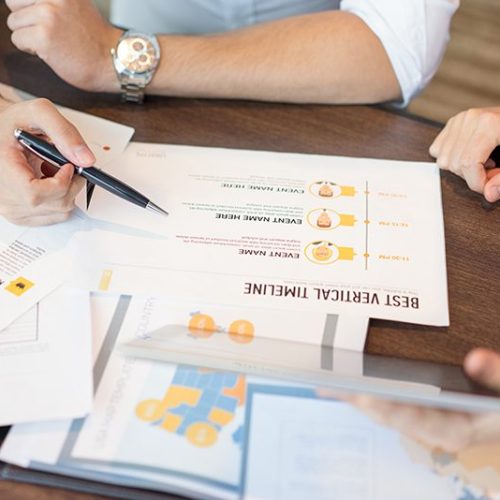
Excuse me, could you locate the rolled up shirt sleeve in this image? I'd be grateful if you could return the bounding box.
[341,0,459,106]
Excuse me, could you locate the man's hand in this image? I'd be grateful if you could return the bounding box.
[465,348,500,392]
[429,107,500,203]
[6,0,121,92]
[0,98,95,225]
[319,347,500,454]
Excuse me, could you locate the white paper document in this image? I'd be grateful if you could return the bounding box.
[85,142,448,325]
[0,212,88,331]
[0,287,92,426]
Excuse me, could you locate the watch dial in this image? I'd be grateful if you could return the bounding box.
[116,36,158,74]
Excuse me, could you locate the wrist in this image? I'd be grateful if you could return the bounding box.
[95,26,124,93]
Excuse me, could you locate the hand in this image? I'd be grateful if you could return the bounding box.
[429,107,500,203]
[319,348,500,454]
[0,98,95,225]
[464,348,500,392]
[6,0,122,92]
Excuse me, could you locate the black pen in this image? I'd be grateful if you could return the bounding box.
[14,129,169,217]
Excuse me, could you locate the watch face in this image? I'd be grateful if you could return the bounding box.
[116,35,159,74]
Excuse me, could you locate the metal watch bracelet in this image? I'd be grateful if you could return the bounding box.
[121,81,145,104]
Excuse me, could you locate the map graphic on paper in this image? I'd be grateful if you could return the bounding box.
[136,366,245,448]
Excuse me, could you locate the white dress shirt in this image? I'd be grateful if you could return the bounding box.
[110,0,459,105]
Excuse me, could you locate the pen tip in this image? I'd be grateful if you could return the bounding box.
[146,201,169,217]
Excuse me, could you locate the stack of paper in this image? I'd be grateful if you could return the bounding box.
[0,85,135,424]
[1,90,478,499]
[0,295,478,500]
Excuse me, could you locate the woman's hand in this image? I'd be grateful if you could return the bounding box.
[429,107,500,202]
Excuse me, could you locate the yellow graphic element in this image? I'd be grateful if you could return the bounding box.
[337,246,355,261]
[98,269,113,291]
[5,277,34,296]
[313,244,333,261]
[209,408,234,426]
[136,368,245,448]
[304,241,356,265]
[136,386,201,422]
[307,209,356,231]
[339,214,356,226]
[309,181,357,199]
[160,413,183,432]
[222,374,246,406]
[188,313,217,337]
[228,319,255,344]
[186,422,218,447]
[187,313,255,344]
[341,186,356,196]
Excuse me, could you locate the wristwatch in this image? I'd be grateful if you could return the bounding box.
[111,31,161,104]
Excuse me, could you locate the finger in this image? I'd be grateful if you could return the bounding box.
[459,129,498,193]
[435,117,464,173]
[345,395,399,426]
[483,169,500,202]
[464,348,500,392]
[461,162,487,194]
[7,210,72,227]
[411,410,473,453]
[10,25,44,57]
[5,0,36,12]
[0,144,40,190]
[42,174,85,212]
[13,99,96,166]
[7,4,48,31]
[26,163,75,205]
[429,123,450,159]
[469,412,500,449]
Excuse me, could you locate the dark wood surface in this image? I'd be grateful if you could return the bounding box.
[0,3,499,499]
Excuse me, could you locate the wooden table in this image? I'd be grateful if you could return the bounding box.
[0,3,499,499]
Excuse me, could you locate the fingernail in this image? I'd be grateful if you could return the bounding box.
[484,186,500,204]
[73,145,95,165]
[464,351,483,376]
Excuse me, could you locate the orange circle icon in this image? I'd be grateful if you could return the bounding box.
[313,244,333,261]
[186,422,218,447]
[228,320,255,344]
[135,399,164,422]
[188,314,217,338]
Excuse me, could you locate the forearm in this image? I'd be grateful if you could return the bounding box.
[146,11,401,104]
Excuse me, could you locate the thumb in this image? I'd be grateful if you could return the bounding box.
[483,169,500,203]
[20,99,96,167]
[464,348,500,392]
